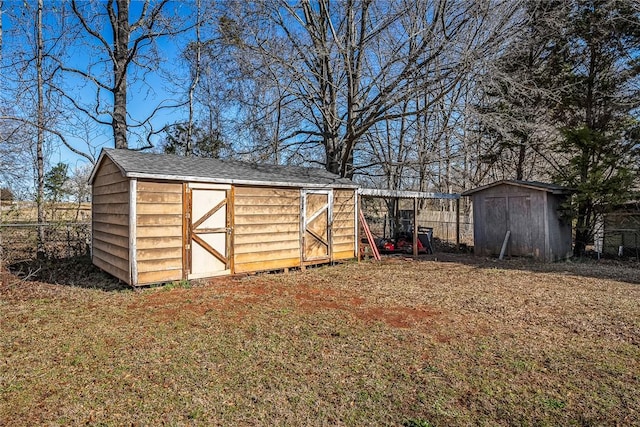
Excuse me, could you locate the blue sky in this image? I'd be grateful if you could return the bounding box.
[1,1,199,173]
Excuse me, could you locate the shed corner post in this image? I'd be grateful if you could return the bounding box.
[182,183,190,281]
[355,190,360,262]
[300,189,306,264]
[328,189,334,263]
[129,178,138,286]
[228,185,235,274]
[543,192,551,262]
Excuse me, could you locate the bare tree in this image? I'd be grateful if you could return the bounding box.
[60,0,191,149]
[0,111,32,199]
[67,164,92,221]
[184,0,202,157]
[472,1,567,183]
[35,0,46,257]
[1,0,63,257]
[0,1,3,62]
[212,0,520,179]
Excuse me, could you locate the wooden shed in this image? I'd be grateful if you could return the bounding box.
[461,180,573,262]
[602,201,640,257]
[89,148,358,286]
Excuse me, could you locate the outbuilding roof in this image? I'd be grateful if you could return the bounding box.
[461,180,573,196]
[90,148,358,189]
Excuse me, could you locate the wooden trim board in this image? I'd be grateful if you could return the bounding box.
[129,179,137,286]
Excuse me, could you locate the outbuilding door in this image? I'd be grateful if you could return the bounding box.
[186,184,232,279]
[507,195,533,256]
[484,194,533,257]
[302,190,332,262]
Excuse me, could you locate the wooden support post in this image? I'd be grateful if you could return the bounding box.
[356,192,360,262]
[359,210,381,261]
[456,198,461,250]
[413,197,418,256]
[0,242,7,286]
[499,230,511,260]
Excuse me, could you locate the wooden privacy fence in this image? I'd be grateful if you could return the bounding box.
[0,222,91,263]
[417,210,474,245]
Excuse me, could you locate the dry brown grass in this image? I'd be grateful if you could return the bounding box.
[1,255,639,426]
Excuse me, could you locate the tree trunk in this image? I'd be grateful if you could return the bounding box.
[36,0,45,259]
[325,142,341,176]
[112,0,130,149]
[186,0,202,157]
[515,137,526,181]
[573,205,590,257]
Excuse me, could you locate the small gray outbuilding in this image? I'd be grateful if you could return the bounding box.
[462,180,573,262]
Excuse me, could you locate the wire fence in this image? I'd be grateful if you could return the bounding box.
[365,216,474,249]
[2,219,471,266]
[1,222,91,264]
[423,220,474,246]
[2,218,636,264]
[365,210,474,246]
[599,229,640,260]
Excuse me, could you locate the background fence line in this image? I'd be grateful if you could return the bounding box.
[1,222,91,263]
[2,217,637,265]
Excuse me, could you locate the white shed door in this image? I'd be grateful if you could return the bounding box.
[188,185,231,279]
[302,190,332,262]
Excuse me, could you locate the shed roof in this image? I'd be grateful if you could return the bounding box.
[460,180,573,196]
[90,148,358,189]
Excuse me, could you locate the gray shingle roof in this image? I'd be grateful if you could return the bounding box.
[91,148,358,188]
[461,180,574,196]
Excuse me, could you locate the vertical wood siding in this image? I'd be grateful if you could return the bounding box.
[232,186,301,273]
[473,186,545,258]
[135,181,183,285]
[92,156,130,283]
[471,184,571,261]
[332,189,357,260]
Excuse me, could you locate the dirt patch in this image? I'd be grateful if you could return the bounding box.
[127,279,270,322]
[123,271,444,330]
[353,306,440,328]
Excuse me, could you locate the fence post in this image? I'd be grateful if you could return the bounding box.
[456,198,460,250]
[0,199,6,286]
[66,224,71,258]
[413,197,418,256]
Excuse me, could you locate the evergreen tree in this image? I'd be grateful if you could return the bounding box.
[550,0,640,256]
[44,162,70,203]
[477,0,639,256]
[161,123,226,159]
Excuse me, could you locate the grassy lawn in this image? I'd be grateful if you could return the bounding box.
[1,255,639,426]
